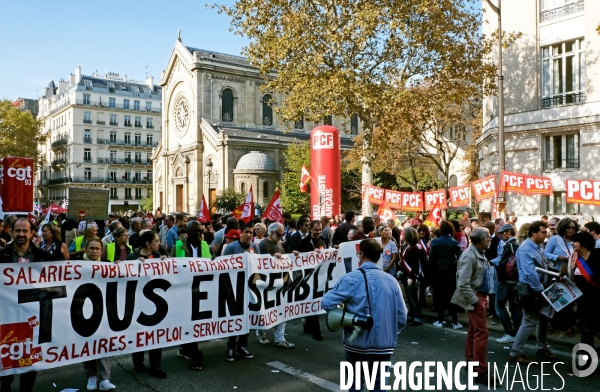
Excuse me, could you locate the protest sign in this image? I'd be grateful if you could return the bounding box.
[0,257,248,376]
[67,188,110,220]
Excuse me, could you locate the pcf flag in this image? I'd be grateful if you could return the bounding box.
[232,186,254,223]
[198,195,211,222]
[300,165,311,193]
[424,199,441,228]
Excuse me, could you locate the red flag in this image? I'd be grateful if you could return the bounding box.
[377,200,396,223]
[262,190,284,223]
[300,165,311,193]
[198,194,211,222]
[424,199,442,228]
[232,185,254,223]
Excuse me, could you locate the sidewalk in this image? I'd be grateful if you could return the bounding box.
[417,295,581,349]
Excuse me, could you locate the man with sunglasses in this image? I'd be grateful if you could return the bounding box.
[285,216,310,253]
[255,223,295,348]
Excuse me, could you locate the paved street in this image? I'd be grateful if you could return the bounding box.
[24,316,600,392]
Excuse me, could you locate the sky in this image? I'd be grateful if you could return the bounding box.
[0,0,250,100]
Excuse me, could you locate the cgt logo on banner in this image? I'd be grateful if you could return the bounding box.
[0,243,373,376]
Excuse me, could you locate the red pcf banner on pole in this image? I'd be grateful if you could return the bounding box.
[1,157,34,215]
[472,175,496,202]
[449,184,471,207]
[566,180,600,205]
[367,185,385,205]
[384,189,403,210]
[500,171,526,194]
[424,190,448,210]
[401,192,423,212]
[525,175,553,196]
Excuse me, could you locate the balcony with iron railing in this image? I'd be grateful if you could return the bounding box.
[146,124,154,129]
[96,138,158,147]
[51,158,67,167]
[47,176,153,185]
[134,123,142,128]
[541,0,584,23]
[83,158,93,163]
[83,119,92,124]
[74,99,162,113]
[109,121,118,126]
[541,92,585,109]
[97,157,152,165]
[543,158,580,171]
[83,136,93,144]
[124,122,132,127]
[51,138,69,149]
[110,195,119,200]
[96,120,105,125]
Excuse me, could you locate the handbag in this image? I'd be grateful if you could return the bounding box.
[516,282,543,311]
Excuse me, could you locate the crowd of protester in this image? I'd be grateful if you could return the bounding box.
[1,207,599,390]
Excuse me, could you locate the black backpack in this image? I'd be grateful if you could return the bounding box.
[496,240,519,282]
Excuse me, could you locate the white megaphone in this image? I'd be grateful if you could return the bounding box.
[325,306,374,343]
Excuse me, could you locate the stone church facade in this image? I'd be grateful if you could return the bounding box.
[153,36,356,214]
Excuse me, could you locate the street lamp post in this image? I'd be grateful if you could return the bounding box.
[206,158,213,214]
[486,0,505,202]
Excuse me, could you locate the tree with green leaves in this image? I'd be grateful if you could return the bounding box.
[215,0,497,214]
[214,187,246,212]
[140,190,153,211]
[0,100,46,165]
[280,141,311,214]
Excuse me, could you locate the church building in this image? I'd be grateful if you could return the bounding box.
[153,34,356,214]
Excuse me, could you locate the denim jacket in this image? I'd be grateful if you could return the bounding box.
[322,262,407,355]
[517,238,548,292]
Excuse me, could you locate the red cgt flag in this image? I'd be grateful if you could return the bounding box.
[232,185,254,223]
[262,190,284,223]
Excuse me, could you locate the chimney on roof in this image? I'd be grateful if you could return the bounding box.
[75,66,82,84]
[146,76,154,89]
[123,74,128,82]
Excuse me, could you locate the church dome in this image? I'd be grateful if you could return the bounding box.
[235,151,276,171]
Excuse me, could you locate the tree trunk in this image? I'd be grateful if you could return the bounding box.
[361,127,373,216]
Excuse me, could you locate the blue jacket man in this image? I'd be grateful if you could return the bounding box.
[322,239,407,391]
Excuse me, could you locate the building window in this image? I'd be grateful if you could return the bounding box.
[125,151,132,162]
[135,171,142,182]
[83,112,92,124]
[145,101,152,112]
[110,188,118,199]
[107,83,115,92]
[324,114,332,126]
[221,89,234,122]
[147,153,152,163]
[124,170,131,181]
[240,182,246,194]
[134,116,142,127]
[350,114,359,135]
[132,87,139,96]
[109,97,116,108]
[109,170,117,181]
[262,94,273,126]
[84,80,93,90]
[263,181,269,200]
[543,132,579,170]
[542,39,585,108]
[135,188,142,199]
[124,115,131,127]
[110,114,117,126]
[84,148,91,163]
[123,99,130,110]
[84,168,92,180]
[541,0,584,22]
[110,150,117,161]
[146,117,153,129]
[84,129,91,143]
[449,175,458,188]
[125,188,132,198]
[294,116,304,130]
[134,100,140,110]
[135,152,142,163]
[134,133,142,145]
[124,132,131,144]
[83,94,91,105]
[109,131,117,143]
[147,134,153,146]
[146,170,152,181]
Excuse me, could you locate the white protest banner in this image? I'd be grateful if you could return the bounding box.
[0,257,248,376]
[246,249,339,329]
